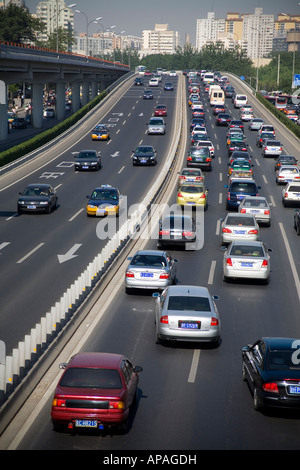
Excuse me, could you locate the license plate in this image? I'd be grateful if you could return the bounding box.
[187,202,196,205]
[234,230,246,234]
[75,419,98,428]
[28,206,36,209]
[141,272,153,278]
[296,194,300,197]
[82,165,89,169]
[179,321,200,329]
[288,385,300,395]
[241,262,253,267]
[250,210,259,213]
[195,157,203,161]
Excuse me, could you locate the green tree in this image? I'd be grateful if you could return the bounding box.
[37,27,76,52]
[0,4,45,44]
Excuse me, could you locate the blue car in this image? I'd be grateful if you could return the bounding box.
[143,89,153,99]
[225,179,261,210]
[164,82,174,91]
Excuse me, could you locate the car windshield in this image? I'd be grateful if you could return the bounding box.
[23,187,50,196]
[60,367,123,389]
[226,216,255,226]
[162,216,193,230]
[230,245,264,257]
[266,141,280,146]
[136,146,154,154]
[149,118,163,125]
[267,351,300,370]
[168,296,211,312]
[77,152,97,159]
[91,190,118,200]
[131,254,166,267]
[181,169,201,176]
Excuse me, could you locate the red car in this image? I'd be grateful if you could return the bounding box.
[154,104,167,116]
[51,352,143,432]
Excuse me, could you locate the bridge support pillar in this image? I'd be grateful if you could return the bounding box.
[81,81,89,107]
[32,83,44,129]
[56,83,65,121]
[0,80,8,141]
[72,82,80,113]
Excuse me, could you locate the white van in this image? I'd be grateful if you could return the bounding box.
[203,72,214,84]
[234,94,248,108]
[210,89,225,106]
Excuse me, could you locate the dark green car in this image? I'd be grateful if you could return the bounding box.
[187,146,211,170]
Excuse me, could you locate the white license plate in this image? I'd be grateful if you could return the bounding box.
[289,386,300,395]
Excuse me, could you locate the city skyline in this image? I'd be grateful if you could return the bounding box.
[24,0,300,45]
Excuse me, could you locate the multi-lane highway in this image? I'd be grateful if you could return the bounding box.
[1,71,300,450]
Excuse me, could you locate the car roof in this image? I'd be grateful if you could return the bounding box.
[166,285,210,296]
[68,352,124,368]
[230,240,263,247]
[262,337,300,351]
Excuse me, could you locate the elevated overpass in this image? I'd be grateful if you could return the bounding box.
[0,42,130,140]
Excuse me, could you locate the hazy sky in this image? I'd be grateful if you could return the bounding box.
[24,0,300,45]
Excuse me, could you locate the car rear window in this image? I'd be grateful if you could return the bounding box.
[181,185,204,193]
[226,216,255,226]
[168,296,211,311]
[60,368,123,389]
[131,254,166,267]
[230,245,264,257]
[162,216,193,231]
[289,185,300,191]
[230,182,257,193]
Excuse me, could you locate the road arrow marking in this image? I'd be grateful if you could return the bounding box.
[111,151,120,158]
[57,244,82,263]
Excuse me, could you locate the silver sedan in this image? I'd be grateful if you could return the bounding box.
[221,213,259,245]
[248,118,264,131]
[153,285,220,345]
[223,240,271,284]
[262,140,282,157]
[125,250,178,293]
[238,196,271,226]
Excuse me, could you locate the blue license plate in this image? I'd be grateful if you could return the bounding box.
[179,321,200,329]
[241,262,253,267]
[141,272,153,277]
[75,420,98,428]
[289,386,300,395]
[234,230,246,234]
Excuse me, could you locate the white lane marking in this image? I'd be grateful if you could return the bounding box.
[279,222,300,302]
[0,242,10,252]
[208,260,216,285]
[69,208,84,221]
[188,349,201,383]
[118,166,125,174]
[219,193,222,204]
[262,175,268,184]
[219,172,223,181]
[269,195,276,207]
[216,219,221,235]
[16,243,45,264]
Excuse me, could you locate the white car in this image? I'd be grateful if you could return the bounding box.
[221,213,259,245]
[149,78,159,86]
[282,182,300,207]
[249,118,264,131]
[223,240,271,284]
[238,196,271,226]
[197,140,214,157]
[234,94,248,108]
[240,111,254,122]
[276,166,300,184]
[169,70,177,77]
[43,107,55,118]
[258,124,275,136]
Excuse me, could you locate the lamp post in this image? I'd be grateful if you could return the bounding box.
[56,2,76,53]
[75,9,102,56]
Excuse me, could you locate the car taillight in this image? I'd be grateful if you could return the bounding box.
[263,383,279,393]
[200,193,206,199]
[160,315,169,324]
[159,273,170,279]
[264,210,270,215]
[179,176,186,180]
[109,401,125,409]
[285,192,288,198]
[206,158,211,162]
[211,317,219,326]
[249,229,258,234]
[126,271,134,278]
[195,176,203,180]
[223,228,232,233]
[178,192,183,197]
[261,259,268,267]
[187,157,192,161]
[240,208,246,213]
[159,230,170,236]
[182,231,194,237]
[52,398,66,407]
[226,257,233,266]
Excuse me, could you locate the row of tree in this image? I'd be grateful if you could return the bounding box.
[0,4,298,94]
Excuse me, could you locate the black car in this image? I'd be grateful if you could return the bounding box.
[74,150,101,171]
[274,155,298,172]
[11,117,27,129]
[294,209,300,235]
[134,77,144,85]
[212,105,226,115]
[225,87,235,98]
[229,119,244,130]
[242,337,300,411]
[157,214,196,249]
[227,141,248,157]
[132,145,157,166]
[143,89,153,99]
[225,179,261,210]
[215,113,231,126]
[17,183,58,214]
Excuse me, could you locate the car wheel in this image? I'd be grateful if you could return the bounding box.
[253,387,263,411]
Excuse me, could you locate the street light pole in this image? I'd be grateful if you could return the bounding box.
[75,10,102,56]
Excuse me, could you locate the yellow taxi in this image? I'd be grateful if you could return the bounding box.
[177,182,208,210]
[86,185,120,217]
[91,124,110,141]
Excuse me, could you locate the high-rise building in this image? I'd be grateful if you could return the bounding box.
[242,8,274,59]
[142,24,179,55]
[35,0,75,42]
[195,12,225,50]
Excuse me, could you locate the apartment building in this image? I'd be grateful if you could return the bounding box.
[35,0,75,42]
[195,12,225,51]
[242,8,274,59]
[142,24,179,55]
